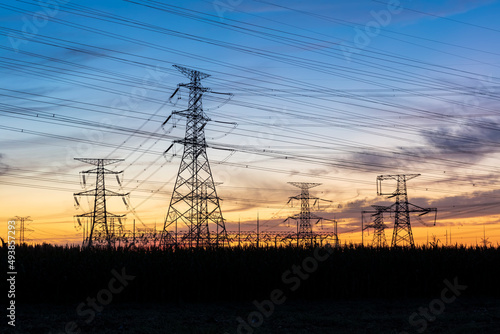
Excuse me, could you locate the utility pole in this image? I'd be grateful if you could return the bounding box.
[361,211,366,247]
[377,174,437,247]
[256,213,260,248]
[74,158,128,248]
[161,65,230,248]
[133,219,136,243]
[332,218,339,247]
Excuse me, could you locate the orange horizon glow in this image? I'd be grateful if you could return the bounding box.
[3,209,499,248]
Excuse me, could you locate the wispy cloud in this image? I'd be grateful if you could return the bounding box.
[421,117,500,163]
[350,114,500,172]
[394,190,500,226]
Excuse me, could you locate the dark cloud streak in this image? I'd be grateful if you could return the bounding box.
[0,153,10,175]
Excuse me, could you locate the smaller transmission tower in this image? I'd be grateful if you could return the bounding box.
[285,182,324,246]
[74,158,128,248]
[377,174,437,247]
[362,206,389,247]
[12,216,33,245]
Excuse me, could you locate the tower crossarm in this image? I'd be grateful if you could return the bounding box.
[377,174,420,181]
[172,109,211,121]
[361,204,394,215]
[75,158,124,166]
[286,212,323,222]
[74,189,129,197]
[377,174,420,196]
[76,212,125,218]
[288,182,321,190]
[173,64,210,81]
[178,82,211,93]
[407,203,437,224]
[407,203,435,213]
[174,138,208,147]
[80,168,124,175]
[288,194,321,201]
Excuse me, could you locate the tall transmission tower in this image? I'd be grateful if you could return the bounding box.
[285,182,324,246]
[74,158,128,248]
[12,216,33,245]
[362,205,389,247]
[377,174,437,247]
[161,65,229,248]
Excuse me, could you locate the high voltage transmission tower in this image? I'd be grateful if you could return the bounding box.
[11,216,33,245]
[361,205,389,247]
[285,182,329,246]
[161,65,230,248]
[377,174,437,247]
[74,158,128,248]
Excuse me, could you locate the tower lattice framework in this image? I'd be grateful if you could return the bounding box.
[285,182,324,246]
[74,158,128,247]
[161,65,227,248]
[12,216,33,245]
[362,205,389,247]
[377,174,437,247]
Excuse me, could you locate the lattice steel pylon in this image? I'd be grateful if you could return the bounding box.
[285,182,324,246]
[12,216,33,245]
[377,174,437,247]
[362,205,389,247]
[161,65,228,248]
[74,158,128,248]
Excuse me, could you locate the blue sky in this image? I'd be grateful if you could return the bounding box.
[1,0,500,245]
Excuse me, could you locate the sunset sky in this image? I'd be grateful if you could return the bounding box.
[1,0,500,246]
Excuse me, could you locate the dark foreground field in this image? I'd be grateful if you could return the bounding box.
[9,298,500,334]
[2,244,500,333]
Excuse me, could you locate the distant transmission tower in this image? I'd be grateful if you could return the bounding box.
[362,205,389,247]
[161,65,229,248]
[480,224,491,247]
[377,174,437,247]
[12,216,33,245]
[74,158,128,248]
[285,182,325,246]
